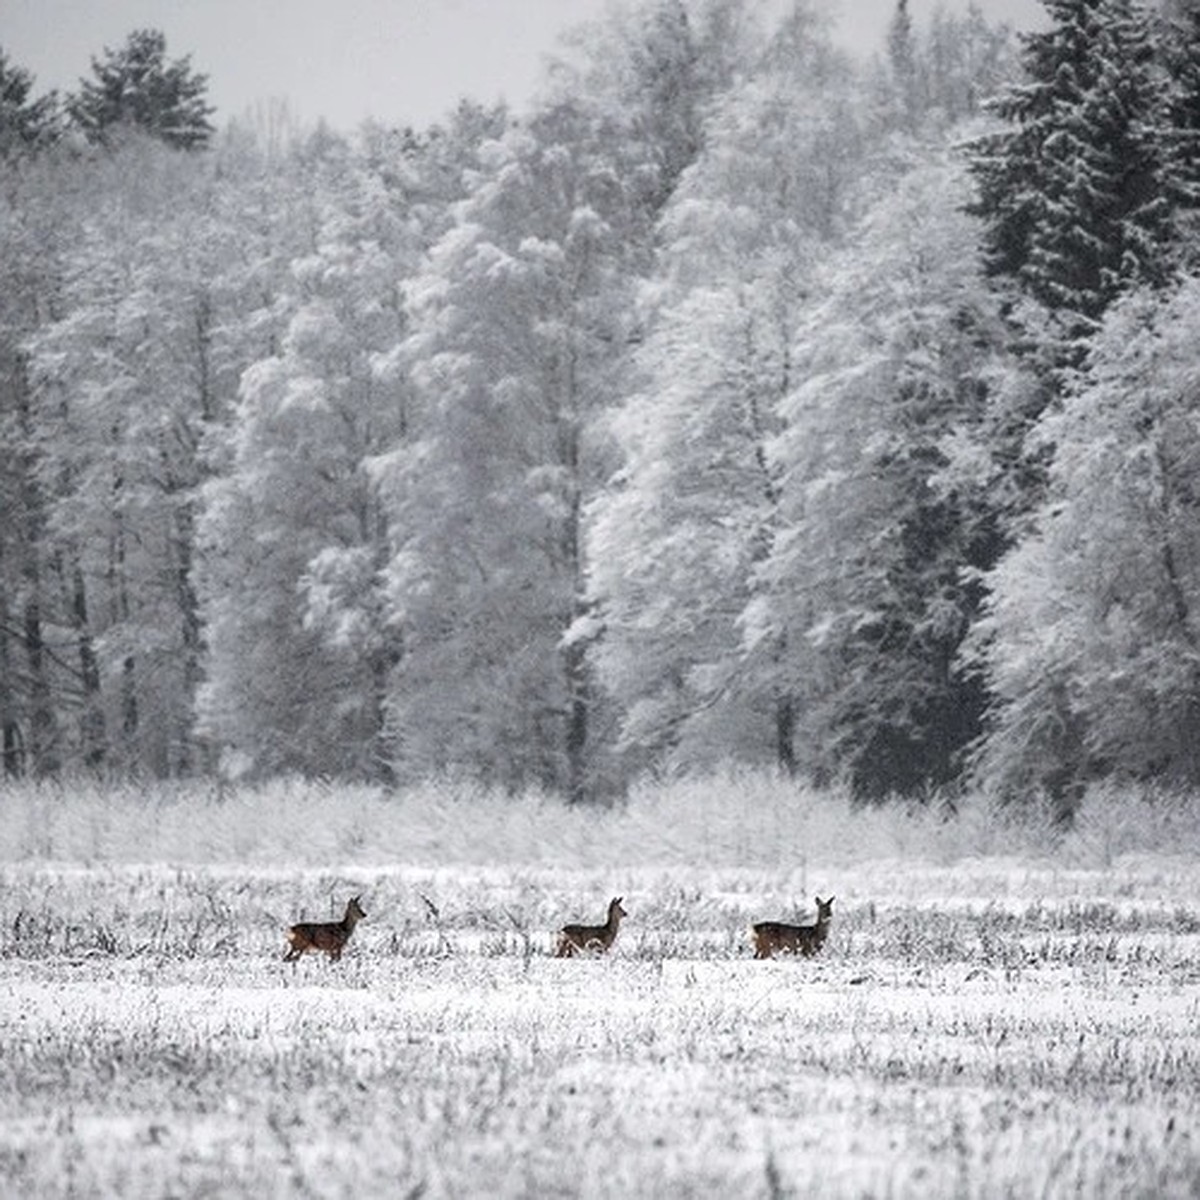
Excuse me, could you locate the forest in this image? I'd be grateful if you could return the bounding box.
[3,0,1200,814]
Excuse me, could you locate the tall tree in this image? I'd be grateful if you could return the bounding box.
[197,108,507,783]
[0,49,60,156]
[1156,0,1200,262]
[755,157,1015,797]
[966,0,1178,358]
[198,142,416,782]
[0,144,104,776]
[970,277,1200,810]
[384,1,742,800]
[69,29,215,150]
[886,0,920,131]
[551,0,758,218]
[922,4,1019,124]
[587,3,859,778]
[385,104,634,799]
[22,137,256,774]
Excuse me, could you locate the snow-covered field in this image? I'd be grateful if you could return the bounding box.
[1,779,1198,1197]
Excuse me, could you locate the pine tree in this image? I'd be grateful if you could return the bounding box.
[886,0,920,131]
[69,29,215,150]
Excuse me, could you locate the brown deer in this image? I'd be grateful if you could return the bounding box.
[556,896,627,957]
[284,895,366,963]
[752,895,834,960]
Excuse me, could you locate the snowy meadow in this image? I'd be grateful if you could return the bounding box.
[1,777,1198,1198]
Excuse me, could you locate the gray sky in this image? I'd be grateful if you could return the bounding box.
[3,0,1046,133]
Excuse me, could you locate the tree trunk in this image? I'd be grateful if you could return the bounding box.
[69,560,107,769]
[9,353,62,775]
[775,690,797,777]
[173,499,202,775]
[564,634,589,805]
[23,593,60,775]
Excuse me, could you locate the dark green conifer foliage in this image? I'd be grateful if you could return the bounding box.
[0,49,60,156]
[69,29,215,150]
[967,0,1175,344]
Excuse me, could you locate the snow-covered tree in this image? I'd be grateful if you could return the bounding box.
[0,152,72,776]
[970,276,1200,809]
[384,1,744,800]
[865,1,1018,137]
[549,0,759,218]
[966,0,1178,359]
[22,137,256,774]
[885,0,921,132]
[198,148,416,781]
[69,29,215,150]
[6,119,344,779]
[384,107,633,799]
[0,49,60,157]
[754,156,1014,797]
[1156,0,1200,262]
[922,3,1020,124]
[587,3,860,777]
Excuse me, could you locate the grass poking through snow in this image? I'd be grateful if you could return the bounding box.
[0,776,1197,1197]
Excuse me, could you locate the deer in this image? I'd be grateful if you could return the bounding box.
[284,895,367,963]
[752,895,835,960]
[556,896,627,958]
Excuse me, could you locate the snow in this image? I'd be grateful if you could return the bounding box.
[1,852,1197,1197]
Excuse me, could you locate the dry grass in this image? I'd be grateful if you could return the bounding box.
[3,771,1198,869]
[1,815,1198,1197]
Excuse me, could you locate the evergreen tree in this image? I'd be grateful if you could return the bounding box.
[1156,0,1200,261]
[0,49,60,156]
[69,29,215,150]
[886,0,920,131]
[966,0,1177,355]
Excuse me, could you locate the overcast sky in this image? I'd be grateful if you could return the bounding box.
[4,0,1046,134]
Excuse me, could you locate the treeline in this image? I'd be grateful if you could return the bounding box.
[2,1,1200,815]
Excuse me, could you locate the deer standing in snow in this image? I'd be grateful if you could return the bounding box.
[284,895,367,963]
[556,896,627,957]
[752,895,835,960]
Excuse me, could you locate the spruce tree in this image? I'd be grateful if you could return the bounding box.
[1157,1,1200,261]
[966,0,1175,350]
